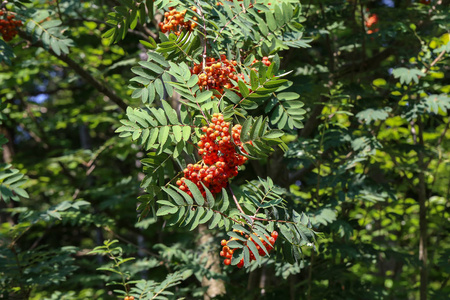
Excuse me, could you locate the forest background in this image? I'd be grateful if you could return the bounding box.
[0,0,449,300]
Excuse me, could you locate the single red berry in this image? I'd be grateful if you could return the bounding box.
[271,231,278,239]
[237,259,244,268]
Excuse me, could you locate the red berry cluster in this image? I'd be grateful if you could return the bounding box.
[158,7,198,35]
[176,113,248,196]
[252,56,272,67]
[365,13,379,34]
[190,55,271,97]
[220,230,279,268]
[190,55,244,95]
[0,11,22,42]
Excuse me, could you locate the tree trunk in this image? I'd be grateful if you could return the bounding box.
[417,117,427,300]
[0,126,16,225]
[198,224,226,299]
[1,126,15,164]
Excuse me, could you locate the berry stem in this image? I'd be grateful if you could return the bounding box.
[196,102,209,124]
[228,185,245,214]
[195,0,207,69]
[249,216,296,225]
[213,2,253,43]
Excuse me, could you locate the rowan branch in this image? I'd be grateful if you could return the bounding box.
[336,47,395,78]
[422,49,446,75]
[299,96,327,139]
[18,31,128,111]
[228,185,245,214]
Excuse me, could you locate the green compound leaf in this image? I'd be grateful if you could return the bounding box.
[183,179,205,206]
[392,67,425,85]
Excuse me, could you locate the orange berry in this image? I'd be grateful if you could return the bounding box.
[271,231,278,239]
[237,259,244,268]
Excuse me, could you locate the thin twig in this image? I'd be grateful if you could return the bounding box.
[195,1,207,68]
[104,226,160,257]
[55,0,64,22]
[422,50,446,75]
[212,8,244,43]
[304,0,313,17]
[359,0,366,63]
[249,216,295,224]
[386,151,417,193]
[319,3,335,74]
[187,7,209,119]
[14,88,50,148]
[410,120,417,144]
[436,121,450,147]
[228,185,245,214]
[427,122,449,196]
[1,1,8,10]
[18,30,128,111]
